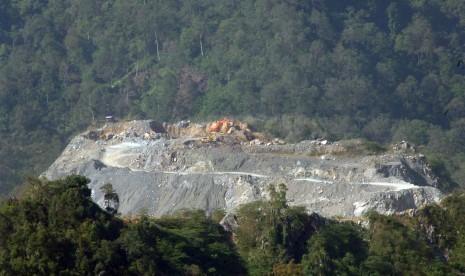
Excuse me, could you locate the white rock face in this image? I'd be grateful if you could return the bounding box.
[43,120,446,218]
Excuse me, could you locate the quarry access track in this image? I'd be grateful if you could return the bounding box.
[101,140,422,192]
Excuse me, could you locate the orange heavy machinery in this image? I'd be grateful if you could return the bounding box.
[201,117,231,143]
[208,117,232,133]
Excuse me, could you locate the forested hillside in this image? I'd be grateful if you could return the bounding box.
[2,177,465,275]
[0,176,246,275]
[1,0,465,194]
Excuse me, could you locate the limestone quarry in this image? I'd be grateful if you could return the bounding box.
[43,119,446,218]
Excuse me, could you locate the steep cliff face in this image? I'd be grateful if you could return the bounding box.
[43,120,445,218]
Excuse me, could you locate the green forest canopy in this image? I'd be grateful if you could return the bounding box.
[1,0,465,194]
[1,177,465,275]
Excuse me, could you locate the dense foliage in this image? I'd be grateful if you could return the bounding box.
[1,177,465,274]
[235,184,316,275]
[233,184,465,275]
[0,175,245,275]
[1,1,465,194]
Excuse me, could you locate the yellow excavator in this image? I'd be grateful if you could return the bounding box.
[200,132,216,143]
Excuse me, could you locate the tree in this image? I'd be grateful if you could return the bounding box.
[387,2,401,39]
[272,259,303,276]
[1,175,246,275]
[235,183,315,274]
[302,222,367,275]
[341,8,378,50]
[395,75,419,117]
[391,119,431,145]
[0,175,126,275]
[99,183,119,214]
[362,212,433,275]
[309,9,335,43]
[395,14,435,65]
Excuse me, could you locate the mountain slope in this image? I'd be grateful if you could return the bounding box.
[43,120,445,218]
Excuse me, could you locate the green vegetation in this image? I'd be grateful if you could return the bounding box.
[1,0,465,194]
[0,175,245,275]
[1,177,465,274]
[233,184,465,275]
[235,183,314,275]
[363,141,387,154]
[302,222,368,275]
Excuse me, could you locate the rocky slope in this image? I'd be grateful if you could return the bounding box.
[43,120,445,218]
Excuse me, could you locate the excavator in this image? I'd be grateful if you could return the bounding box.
[200,132,216,143]
[208,117,231,133]
[201,117,232,143]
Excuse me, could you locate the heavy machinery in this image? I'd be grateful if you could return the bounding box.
[209,117,232,133]
[200,117,231,143]
[200,132,216,143]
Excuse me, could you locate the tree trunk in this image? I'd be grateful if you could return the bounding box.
[199,34,204,56]
[155,31,160,61]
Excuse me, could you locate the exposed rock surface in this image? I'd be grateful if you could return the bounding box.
[43,120,445,218]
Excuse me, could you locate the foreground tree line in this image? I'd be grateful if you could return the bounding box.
[1,0,465,195]
[1,176,464,275]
